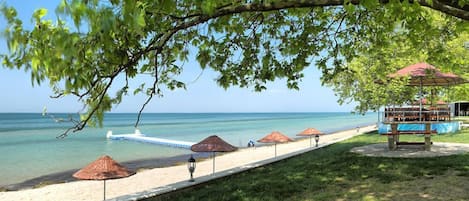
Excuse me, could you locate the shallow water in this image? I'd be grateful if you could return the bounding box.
[0,112,377,187]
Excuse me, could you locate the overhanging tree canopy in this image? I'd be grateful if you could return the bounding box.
[1,0,468,137]
[324,23,468,113]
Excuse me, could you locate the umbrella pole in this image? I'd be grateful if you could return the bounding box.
[103,180,106,201]
[275,143,277,157]
[309,136,312,148]
[212,152,215,174]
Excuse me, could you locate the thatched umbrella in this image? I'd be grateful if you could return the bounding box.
[73,155,135,200]
[258,131,293,157]
[388,62,467,120]
[388,63,467,86]
[297,128,324,147]
[413,98,447,106]
[191,135,237,174]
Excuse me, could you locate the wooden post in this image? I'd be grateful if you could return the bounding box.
[388,123,398,150]
[424,123,431,151]
[387,135,394,150]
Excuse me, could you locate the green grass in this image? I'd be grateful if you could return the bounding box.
[454,116,469,124]
[145,130,469,201]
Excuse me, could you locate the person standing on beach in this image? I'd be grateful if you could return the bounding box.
[247,140,255,147]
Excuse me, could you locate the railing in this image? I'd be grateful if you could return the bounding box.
[384,107,450,122]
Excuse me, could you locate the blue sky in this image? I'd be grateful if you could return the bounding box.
[0,1,356,113]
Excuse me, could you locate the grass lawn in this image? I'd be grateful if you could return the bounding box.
[454,117,469,124]
[145,129,469,201]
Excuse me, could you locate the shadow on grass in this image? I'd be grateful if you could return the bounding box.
[144,132,469,201]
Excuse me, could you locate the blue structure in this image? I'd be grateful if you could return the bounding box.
[378,121,461,134]
[107,129,195,149]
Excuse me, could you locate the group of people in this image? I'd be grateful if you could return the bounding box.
[247,140,255,147]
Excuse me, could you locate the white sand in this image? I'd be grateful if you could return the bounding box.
[0,125,376,201]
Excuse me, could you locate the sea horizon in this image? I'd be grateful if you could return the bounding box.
[0,112,378,189]
[0,111,362,114]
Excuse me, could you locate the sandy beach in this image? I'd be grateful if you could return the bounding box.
[0,125,376,201]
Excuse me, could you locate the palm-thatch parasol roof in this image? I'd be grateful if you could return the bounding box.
[297,128,323,136]
[73,155,134,200]
[73,155,134,180]
[388,62,467,86]
[258,131,293,143]
[297,128,324,148]
[258,131,293,157]
[191,135,237,152]
[191,135,237,174]
[387,62,467,121]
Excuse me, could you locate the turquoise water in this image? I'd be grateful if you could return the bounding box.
[0,112,377,186]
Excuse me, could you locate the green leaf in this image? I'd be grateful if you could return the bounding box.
[33,8,48,20]
[160,0,176,11]
[201,1,217,15]
[36,8,47,18]
[136,10,146,27]
[31,57,40,72]
[110,0,120,5]
[8,40,18,52]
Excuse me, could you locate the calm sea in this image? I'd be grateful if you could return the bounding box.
[0,112,377,187]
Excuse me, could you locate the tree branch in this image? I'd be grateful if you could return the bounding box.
[49,0,466,136]
[418,0,468,20]
[147,0,466,63]
[189,0,469,21]
[135,48,161,128]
